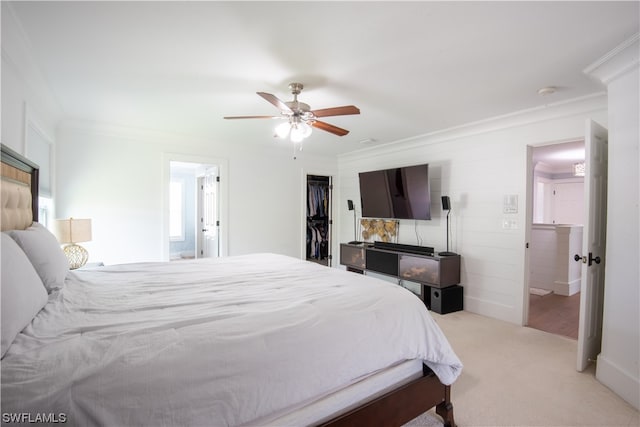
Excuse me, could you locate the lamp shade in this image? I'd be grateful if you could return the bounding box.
[55,218,92,244]
[275,121,291,138]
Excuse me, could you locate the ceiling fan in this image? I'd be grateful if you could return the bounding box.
[224,83,360,142]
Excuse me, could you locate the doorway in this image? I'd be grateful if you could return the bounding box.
[305,174,332,266]
[169,161,219,260]
[164,153,228,262]
[526,140,585,339]
[525,120,609,371]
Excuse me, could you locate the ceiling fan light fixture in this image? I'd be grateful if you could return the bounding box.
[300,122,313,138]
[290,122,312,143]
[226,82,359,145]
[275,121,291,138]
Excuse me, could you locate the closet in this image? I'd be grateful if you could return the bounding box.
[306,175,332,266]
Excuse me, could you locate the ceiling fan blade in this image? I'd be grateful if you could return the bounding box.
[257,92,293,113]
[223,115,280,120]
[311,120,350,136]
[311,105,360,117]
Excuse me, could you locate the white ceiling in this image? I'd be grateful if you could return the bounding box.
[532,140,585,174]
[5,1,639,158]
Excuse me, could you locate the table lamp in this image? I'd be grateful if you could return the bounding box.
[55,218,92,269]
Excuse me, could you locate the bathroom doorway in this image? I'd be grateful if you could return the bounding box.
[163,153,228,262]
[169,161,219,261]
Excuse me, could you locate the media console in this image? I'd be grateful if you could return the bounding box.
[340,242,463,314]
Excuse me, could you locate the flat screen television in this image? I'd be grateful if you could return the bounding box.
[359,164,431,220]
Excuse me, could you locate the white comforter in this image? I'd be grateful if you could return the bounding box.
[1,253,462,426]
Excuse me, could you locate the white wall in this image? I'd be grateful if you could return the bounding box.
[55,123,337,265]
[551,179,584,224]
[338,95,607,325]
[586,35,639,410]
[2,1,339,266]
[529,224,558,293]
[1,3,60,156]
[533,170,584,225]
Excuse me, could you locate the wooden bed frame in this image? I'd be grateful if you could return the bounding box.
[322,364,455,427]
[0,143,455,427]
[1,144,39,227]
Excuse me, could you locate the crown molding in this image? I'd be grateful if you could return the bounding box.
[584,33,640,85]
[339,92,606,163]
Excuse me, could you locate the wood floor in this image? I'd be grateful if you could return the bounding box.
[528,292,580,339]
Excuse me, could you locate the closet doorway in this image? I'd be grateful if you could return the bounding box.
[306,174,332,266]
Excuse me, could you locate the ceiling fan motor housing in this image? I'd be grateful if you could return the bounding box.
[288,82,304,95]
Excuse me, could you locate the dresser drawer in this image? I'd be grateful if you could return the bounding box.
[340,244,366,269]
[399,254,440,285]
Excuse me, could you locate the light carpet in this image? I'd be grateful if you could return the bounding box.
[405,410,443,426]
[404,311,639,426]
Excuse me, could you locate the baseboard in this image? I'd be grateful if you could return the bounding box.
[463,295,520,325]
[596,354,640,410]
[554,278,581,296]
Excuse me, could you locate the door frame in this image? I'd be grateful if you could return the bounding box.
[523,126,608,371]
[301,169,335,265]
[162,153,228,261]
[523,137,586,326]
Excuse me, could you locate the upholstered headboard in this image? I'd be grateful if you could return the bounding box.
[1,144,39,231]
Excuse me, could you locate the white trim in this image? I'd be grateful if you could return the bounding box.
[23,104,55,152]
[339,93,606,164]
[24,104,55,195]
[584,33,640,85]
[596,354,640,410]
[23,104,56,227]
[60,119,202,145]
[464,295,519,325]
[553,278,581,297]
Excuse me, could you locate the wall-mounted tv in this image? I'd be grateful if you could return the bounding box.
[359,164,431,220]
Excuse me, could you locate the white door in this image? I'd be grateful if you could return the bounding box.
[576,120,608,371]
[197,168,219,258]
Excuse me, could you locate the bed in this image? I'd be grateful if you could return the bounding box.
[1,143,462,427]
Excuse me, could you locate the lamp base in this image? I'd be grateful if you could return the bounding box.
[63,243,89,269]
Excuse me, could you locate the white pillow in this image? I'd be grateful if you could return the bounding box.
[6,222,69,292]
[1,233,49,357]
